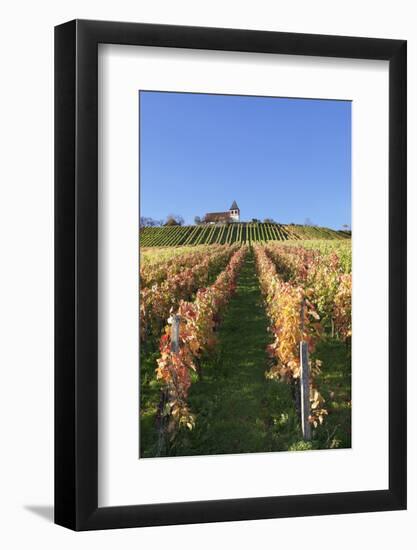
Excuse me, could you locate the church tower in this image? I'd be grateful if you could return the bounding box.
[229,200,240,222]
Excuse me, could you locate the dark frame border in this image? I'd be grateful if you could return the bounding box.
[55,19,407,531]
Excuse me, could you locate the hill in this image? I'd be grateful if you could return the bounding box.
[140,222,350,247]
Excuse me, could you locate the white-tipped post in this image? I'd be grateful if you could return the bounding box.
[170,314,180,353]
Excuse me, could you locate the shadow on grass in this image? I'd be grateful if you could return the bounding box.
[312,338,352,449]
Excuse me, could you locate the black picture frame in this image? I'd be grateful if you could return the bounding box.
[55,19,407,531]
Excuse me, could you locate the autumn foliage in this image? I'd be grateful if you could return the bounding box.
[253,244,327,428]
[140,239,352,445]
[155,246,248,430]
[140,244,238,343]
[266,243,352,341]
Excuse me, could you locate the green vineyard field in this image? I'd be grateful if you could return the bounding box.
[140,222,350,247]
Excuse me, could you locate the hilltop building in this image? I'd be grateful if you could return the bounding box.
[203,201,240,224]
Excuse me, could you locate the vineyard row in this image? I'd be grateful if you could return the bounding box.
[140,222,349,247]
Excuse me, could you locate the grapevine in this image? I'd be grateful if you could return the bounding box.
[253,244,327,428]
[155,246,248,433]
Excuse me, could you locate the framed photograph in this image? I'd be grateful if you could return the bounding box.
[55,19,406,530]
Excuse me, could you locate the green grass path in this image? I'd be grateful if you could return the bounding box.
[173,250,301,457]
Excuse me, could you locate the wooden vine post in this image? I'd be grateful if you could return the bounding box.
[300,299,311,441]
[170,314,181,352]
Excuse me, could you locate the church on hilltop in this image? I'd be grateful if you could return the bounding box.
[203,201,240,224]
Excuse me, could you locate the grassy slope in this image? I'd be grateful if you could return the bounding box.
[140,250,351,457]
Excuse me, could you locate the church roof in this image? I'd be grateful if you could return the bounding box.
[204,212,231,222]
[230,200,239,210]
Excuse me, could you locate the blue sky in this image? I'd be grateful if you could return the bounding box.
[140,91,351,229]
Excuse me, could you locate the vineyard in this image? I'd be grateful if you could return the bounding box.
[140,239,352,457]
[140,222,349,247]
